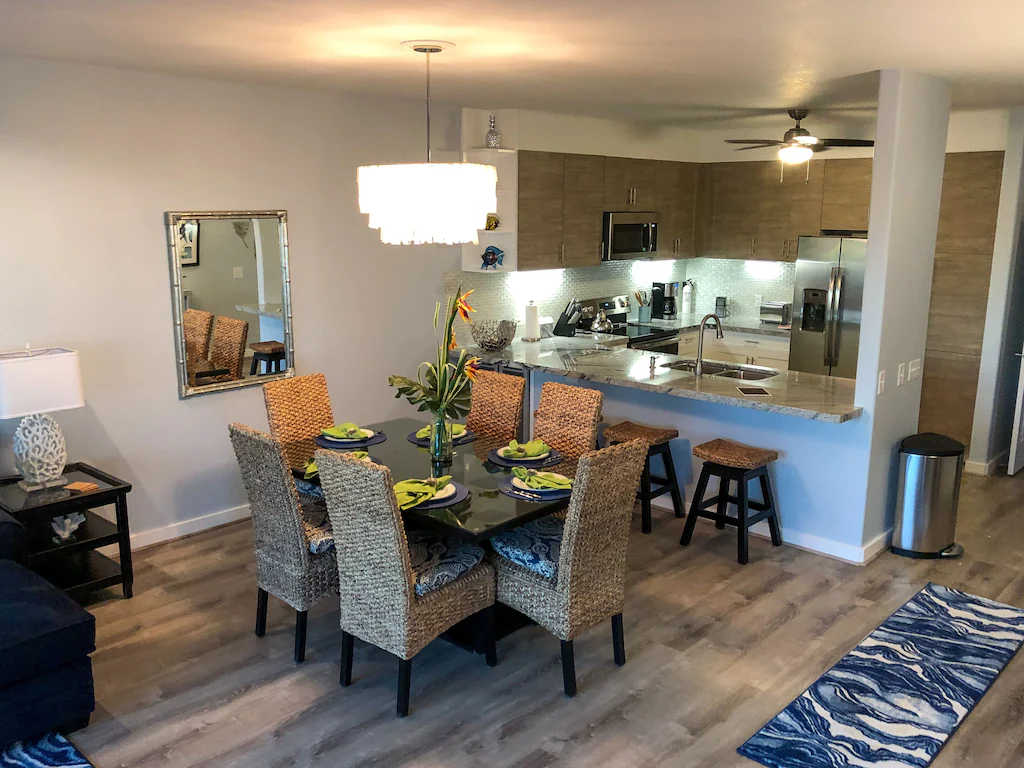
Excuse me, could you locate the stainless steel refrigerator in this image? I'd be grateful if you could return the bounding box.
[788,236,867,378]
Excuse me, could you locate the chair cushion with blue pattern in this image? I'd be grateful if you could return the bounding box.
[407,530,485,597]
[295,478,325,501]
[490,515,563,581]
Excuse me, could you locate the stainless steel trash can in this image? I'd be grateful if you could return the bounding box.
[892,433,965,558]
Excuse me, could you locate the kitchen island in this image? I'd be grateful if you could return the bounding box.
[462,333,879,564]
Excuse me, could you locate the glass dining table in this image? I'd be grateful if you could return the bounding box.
[299,417,574,544]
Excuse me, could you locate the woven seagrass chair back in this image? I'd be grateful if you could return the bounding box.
[183,308,214,361]
[210,315,249,381]
[466,370,525,441]
[263,373,334,471]
[558,439,648,600]
[316,450,414,636]
[228,423,308,573]
[534,381,603,457]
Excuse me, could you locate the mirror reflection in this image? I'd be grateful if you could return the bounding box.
[166,211,293,398]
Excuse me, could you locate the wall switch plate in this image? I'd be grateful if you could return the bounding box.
[754,293,763,307]
[908,359,922,381]
[878,370,886,395]
[897,363,906,386]
[233,267,244,279]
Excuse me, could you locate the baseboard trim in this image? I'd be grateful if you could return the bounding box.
[130,504,251,550]
[965,450,1008,476]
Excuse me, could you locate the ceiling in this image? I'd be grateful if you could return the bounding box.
[2,0,1023,124]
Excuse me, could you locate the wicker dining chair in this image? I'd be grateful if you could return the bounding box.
[209,315,249,381]
[316,449,497,717]
[466,370,526,441]
[534,381,604,458]
[228,424,338,663]
[264,373,334,472]
[490,438,648,697]
[182,308,214,361]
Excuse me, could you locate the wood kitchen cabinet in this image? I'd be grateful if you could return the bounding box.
[756,160,825,261]
[654,162,699,259]
[820,158,873,232]
[705,161,768,258]
[562,153,606,267]
[603,157,658,210]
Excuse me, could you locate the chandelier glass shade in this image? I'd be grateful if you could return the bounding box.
[358,162,497,245]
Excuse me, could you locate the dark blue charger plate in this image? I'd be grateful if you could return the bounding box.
[406,429,478,448]
[410,481,470,510]
[314,431,387,450]
[486,447,564,469]
[497,476,572,502]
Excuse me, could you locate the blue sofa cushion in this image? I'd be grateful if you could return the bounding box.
[0,562,95,689]
[490,515,564,581]
[0,510,27,564]
[406,530,485,597]
[0,656,94,750]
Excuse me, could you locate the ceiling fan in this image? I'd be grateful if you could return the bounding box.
[725,109,874,164]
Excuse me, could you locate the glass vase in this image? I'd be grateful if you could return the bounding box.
[429,413,454,471]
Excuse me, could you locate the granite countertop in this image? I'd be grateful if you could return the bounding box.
[236,302,283,319]
[633,313,790,338]
[464,335,860,423]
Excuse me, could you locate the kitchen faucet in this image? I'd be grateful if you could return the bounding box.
[695,313,724,377]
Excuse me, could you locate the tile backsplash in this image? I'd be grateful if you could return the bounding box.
[444,257,795,332]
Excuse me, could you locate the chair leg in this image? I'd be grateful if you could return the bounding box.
[680,464,711,546]
[661,446,686,518]
[640,457,652,534]
[611,613,626,666]
[715,476,730,529]
[476,605,498,667]
[737,476,750,565]
[249,355,259,376]
[340,631,354,686]
[760,469,783,547]
[397,658,413,717]
[255,588,268,637]
[294,610,308,663]
[560,640,577,698]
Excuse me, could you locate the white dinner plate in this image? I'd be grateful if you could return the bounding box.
[511,474,571,493]
[323,428,374,442]
[431,483,457,500]
[499,446,551,461]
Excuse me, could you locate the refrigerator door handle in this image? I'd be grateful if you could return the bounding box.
[824,266,838,366]
[830,267,845,365]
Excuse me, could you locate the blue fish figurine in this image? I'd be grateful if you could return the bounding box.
[480,245,505,270]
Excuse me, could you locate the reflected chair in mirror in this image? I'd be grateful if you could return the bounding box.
[249,341,287,376]
[316,450,497,718]
[466,370,526,442]
[228,424,338,663]
[209,316,249,382]
[263,373,333,501]
[183,309,214,385]
[489,439,648,697]
[534,381,604,458]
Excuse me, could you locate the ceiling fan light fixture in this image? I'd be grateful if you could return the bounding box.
[778,144,814,165]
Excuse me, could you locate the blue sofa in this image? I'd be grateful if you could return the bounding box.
[0,510,96,749]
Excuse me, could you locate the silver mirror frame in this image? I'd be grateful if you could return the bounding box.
[165,210,295,399]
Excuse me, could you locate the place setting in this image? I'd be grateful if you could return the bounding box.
[313,421,387,450]
[394,474,470,511]
[498,466,573,502]
[405,422,477,448]
[486,438,564,470]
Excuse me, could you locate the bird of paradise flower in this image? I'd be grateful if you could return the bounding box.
[389,287,480,420]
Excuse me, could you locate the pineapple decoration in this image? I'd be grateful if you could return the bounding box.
[485,114,502,149]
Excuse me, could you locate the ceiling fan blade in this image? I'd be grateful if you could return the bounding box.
[820,138,875,147]
[735,144,777,151]
[725,139,782,145]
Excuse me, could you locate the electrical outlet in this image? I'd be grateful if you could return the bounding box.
[908,359,922,381]
[754,293,763,308]
[897,363,906,386]
[233,267,244,279]
[877,370,886,395]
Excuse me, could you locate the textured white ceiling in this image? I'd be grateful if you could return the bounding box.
[2,0,1022,121]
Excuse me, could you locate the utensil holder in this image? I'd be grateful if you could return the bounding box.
[638,306,652,323]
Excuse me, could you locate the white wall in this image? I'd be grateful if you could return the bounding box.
[0,55,460,545]
[183,219,259,344]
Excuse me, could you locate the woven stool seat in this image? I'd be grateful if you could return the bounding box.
[693,439,778,470]
[604,421,679,446]
[251,341,286,354]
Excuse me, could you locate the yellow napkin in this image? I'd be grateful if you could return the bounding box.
[416,423,467,439]
[322,422,365,440]
[506,439,550,458]
[394,476,452,510]
[512,467,572,490]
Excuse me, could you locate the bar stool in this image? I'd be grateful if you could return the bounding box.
[250,341,287,375]
[680,438,782,564]
[603,421,685,534]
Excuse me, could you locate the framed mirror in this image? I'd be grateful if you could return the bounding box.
[165,210,294,398]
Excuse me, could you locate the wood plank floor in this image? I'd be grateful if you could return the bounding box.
[75,471,1024,767]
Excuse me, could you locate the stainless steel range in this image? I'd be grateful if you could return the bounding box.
[577,295,681,355]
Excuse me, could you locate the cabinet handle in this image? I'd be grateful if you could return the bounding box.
[750,238,755,257]
[559,244,564,263]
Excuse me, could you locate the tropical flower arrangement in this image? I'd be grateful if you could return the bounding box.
[389,288,480,458]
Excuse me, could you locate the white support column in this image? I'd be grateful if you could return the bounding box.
[855,69,951,544]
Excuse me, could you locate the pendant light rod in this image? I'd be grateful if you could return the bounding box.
[402,41,453,162]
[425,50,431,162]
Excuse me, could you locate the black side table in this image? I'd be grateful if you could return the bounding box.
[0,463,133,600]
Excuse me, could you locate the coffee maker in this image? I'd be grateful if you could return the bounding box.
[651,282,679,319]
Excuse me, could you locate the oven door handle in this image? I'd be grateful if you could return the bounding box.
[631,333,681,351]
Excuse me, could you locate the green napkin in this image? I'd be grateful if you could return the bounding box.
[512,467,572,490]
[416,423,467,439]
[322,422,365,440]
[505,439,550,458]
[394,476,452,511]
[305,451,369,479]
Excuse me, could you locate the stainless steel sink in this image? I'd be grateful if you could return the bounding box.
[660,358,779,380]
[660,359,734,376]
[715,368,777,381]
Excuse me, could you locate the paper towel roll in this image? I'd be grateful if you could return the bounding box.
[524,302,540,341]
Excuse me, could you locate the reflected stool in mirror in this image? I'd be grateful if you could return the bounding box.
[603,421,684,534]
[680,439,782,564]
[250,341,287,376]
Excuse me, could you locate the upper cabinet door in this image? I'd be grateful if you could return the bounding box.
[653,161,699,259]
[935,151,1004,254]
[756,160,825,260]
[517,150,566,271]
[562,154,606,268]
[820,158,873,232]
[707,162,766,258]
[603,157,657,210]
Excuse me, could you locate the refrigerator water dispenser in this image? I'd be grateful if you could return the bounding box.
[801,289,828,333]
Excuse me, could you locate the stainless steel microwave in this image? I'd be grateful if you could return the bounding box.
[602,211,658,261]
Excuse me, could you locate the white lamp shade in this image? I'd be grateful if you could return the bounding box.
[0,347,84,420]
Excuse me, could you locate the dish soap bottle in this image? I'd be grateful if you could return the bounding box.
[485,114,501,149]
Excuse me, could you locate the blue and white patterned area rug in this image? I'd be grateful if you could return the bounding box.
[0,734,92,768]
[739,582,1024,768]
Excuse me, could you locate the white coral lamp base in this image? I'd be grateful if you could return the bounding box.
[13,413,69,491]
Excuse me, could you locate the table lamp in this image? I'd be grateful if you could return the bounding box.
[0,347,84,491]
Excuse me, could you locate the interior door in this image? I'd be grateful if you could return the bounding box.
[1009,343,1024,474]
